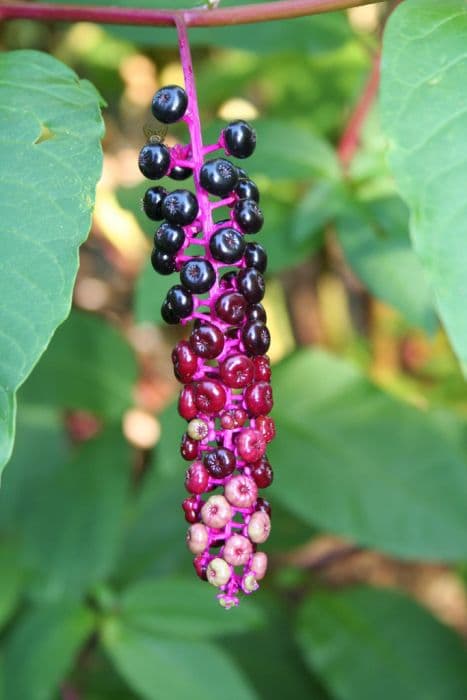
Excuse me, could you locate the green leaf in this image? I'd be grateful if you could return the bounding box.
[297,587,467,700]
[134,260,169,327]
[0,50,104,474]
[336,196,437,331]
[104,626,256,700]
[380,0,467,369]
[21,310,137,419]
[0,543,23,630]
[118,577,264,640]
[269,349,467,560]
[2,601,94,700]
[0,416,130,600]
[292,180,347,247]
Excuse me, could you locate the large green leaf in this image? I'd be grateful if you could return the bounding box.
[0,543,23,630]
[336,196,437,331]
[21,310,137,419]
[380,0,467,369]
[104,625,256,700]
[0,50,104,474]
[269,349,467,560]
[297,587,467,700]
[2,601,94,700]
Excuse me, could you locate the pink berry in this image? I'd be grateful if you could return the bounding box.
[201,495,232,528]
[248,511,271,543]
[250,457,274,488]
[250,551,268,580]
[207,557,231,587]
[185,461,210,494]
[182,496,202,523]
[245,381,273,416]
[237,428,266,463]
[223,534,253,566]
[195,379,227,415]
[219,354,254,389]
[186,523,209,554]
[178,385,197,420]
[225,474,258,508]
[172,340,198,383]
[255,415,276,443]
[190,322,224,359]
[252,355,271,381]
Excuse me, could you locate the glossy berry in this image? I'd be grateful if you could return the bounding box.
[223,120,256,159]
[203,447,236,479]
[182,496,202,523]
[209,227,245,264]
[225,474,258,509]
[193,554,208,581]
[219,354,254,389]
[154,222,185,254]
[235,178,259,203]
[255,497,272,517]
[253,355,271,381]
[195,380,227,415]
[215,292,247,325]
[181,433,199,461]
[220,270,238,289]
[245,381,273,416]
[190,322,224,359]
[187,418,209,441]
[138,143,170,179]
[207,557,231,587]
[250,457,274,488]
[250,551,268,580]
[201,495,232,529]
[256,415,276,443]
[244,242,267,273]
[172,340,197,383]
[223,534,253,566]
[162,189,199,226]
[242,321,271,356]
[160,299,179,325]
[169,164,192,180]
[237,428,266,463]
[186,523,209,554]
[166,285,193,319]
[151,249,176,275]
[143,186,167,220]
[152,85,188,124]
[200,158,238,196]
[247,304,267,323]
[180,258,216,294]
[248,511,271,544]
[220,408,247,430]
[178,385,197,420]
[233,199,263,233]
[185,461,210,494]
[237,268,265,304]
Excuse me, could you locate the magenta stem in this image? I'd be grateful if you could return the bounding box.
[0,0,385,27]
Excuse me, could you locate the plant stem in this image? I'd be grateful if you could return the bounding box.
[0,0,385,28]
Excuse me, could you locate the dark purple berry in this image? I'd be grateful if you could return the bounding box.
[180,259,215,294]
[143,186,167,220]
[237,268,265,304]
[220,270,238,289]
[244,242,267,273]
[251,457,274,488]
[235,178,259,202]
[162,190,199,226]
[242,321,271,356]
[247,304,267,323]
[233,199,263,234]
[190,322,224,359]
[215,292,247,324]
[209,227,245,264]
[152,85,188,124]
[203,447,236,478]
[166,285,193,319]
[161,299,179,325]
[169,164,192,180]
[223,120,256,159]
[154,222,185,254]
[200,158,238,197]
[151,249,176,275]
[138,143,170,180]
[219,354,254,389]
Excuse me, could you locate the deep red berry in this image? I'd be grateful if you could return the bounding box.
[193,553,208,580]
[255,497,272,516]
[172,341,198,383]
[255,415,276,443]
[237,428,266,463]
[182,496,202,523]
[181,433,199,461]
[215,292,247,324]
[178,385,198,420]
[220,408,247,430]
[195,380,227,415]
[252,355,271,381]
[245,381,273,416]
[219,354,254,389]
[190,322,224,359]
[250,457,273,488]
[203,447,236,479]
[185,461,210,494]
[242,321,271,356]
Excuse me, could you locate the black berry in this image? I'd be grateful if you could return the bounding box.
[166,285,193,318]
[180,258,216,293]
[247,303,267,323]
[143,186,167,221]
[162,190,199,226]
[215,292,247,324]
[223,120,256,159]
[200,158,238,197]
[233,199,264,234]
[152,85,188,124]
[151,248,176,275]
[161,299,179,325]
[169,164,192,181]
[242,321,271,355]
[244,242,267,273]
[154,222,185,254]
[209,227,245,264]
[138,143,171,180]
[237,268,265,304]
[235,178,259,203]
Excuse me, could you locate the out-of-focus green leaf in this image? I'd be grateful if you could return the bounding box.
[269,349,467,560]
[380,0,467,371]
[297,587,467,700]
[118,577,264,640]
[134,260,170,327]
[0,50,104,474]
[0,544,23,630]
[2,601,94,700]
[21,311,137,419]
[336,196,437,331]
[292,180,347,247]
[104,625,256,700]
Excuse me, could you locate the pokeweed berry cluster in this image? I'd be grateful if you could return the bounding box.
[139,82,275,609]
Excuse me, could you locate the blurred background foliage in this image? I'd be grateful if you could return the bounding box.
[1,2,467,699]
